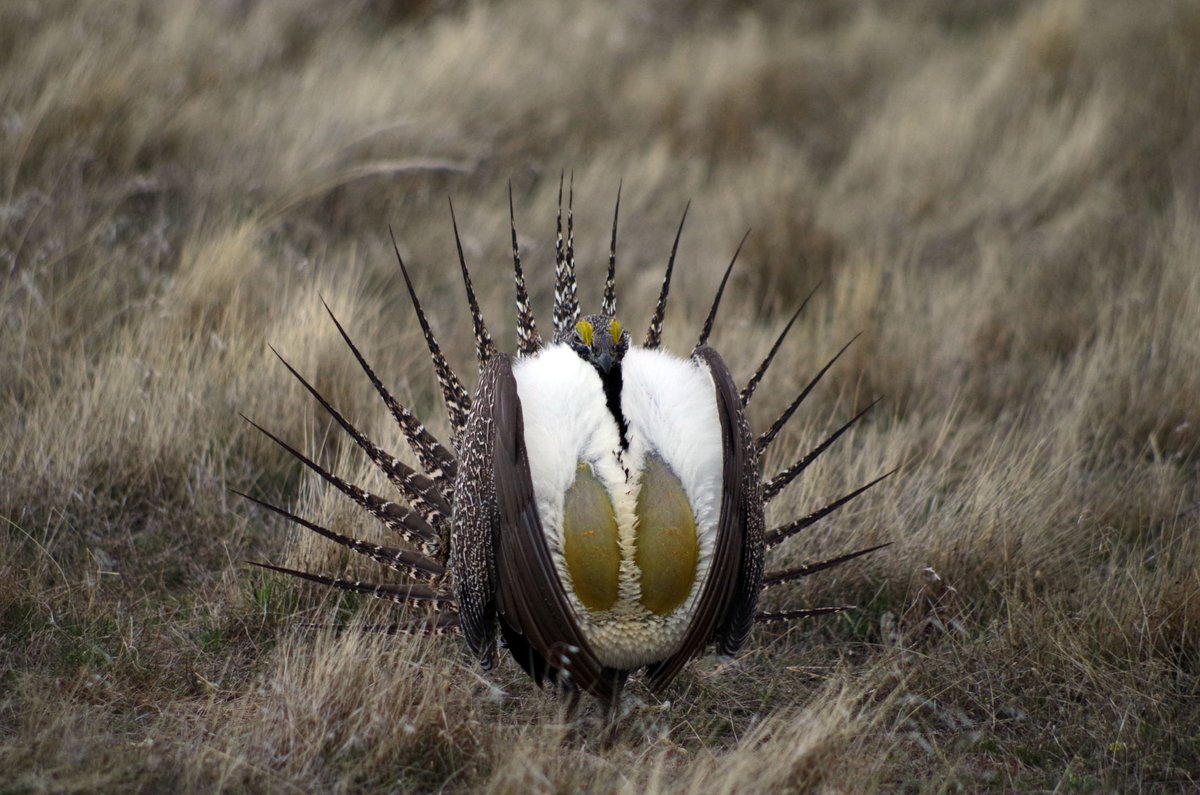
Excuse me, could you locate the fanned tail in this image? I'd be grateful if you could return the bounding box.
[247,193,895,687]
[763,398,882,503]
[765,469,897,548]
[509,183,541,355]
[644,202,689,349]
[234,489,445,584]
[319,298,457,496]
[694,229,751,352]
[763,544,891,589]
[389,227,472,440]
[756,333,862,453]
[449,198,496,365]
[741,285,819,406]
[602,180,621,317]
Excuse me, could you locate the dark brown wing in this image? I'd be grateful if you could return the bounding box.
[461,353,621,701]
[645,345,764,692]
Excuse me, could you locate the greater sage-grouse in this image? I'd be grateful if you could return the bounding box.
[242,179,891,708]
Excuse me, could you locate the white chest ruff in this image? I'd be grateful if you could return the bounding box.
[512,344,723,669]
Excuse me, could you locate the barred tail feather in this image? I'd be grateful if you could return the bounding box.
[266,348,451,531]
[763,398,882,503]
[319,298,457,494]
[249,561,453,607]
[756,333,862,453]
[763,544,891,589]
[234,489,445,583]
[552,172,581,336]
[695,229,750,352]
[302,616,461,636]
[741,284,819,406]
[553,172,567,335]
[644,202,689,349]
[566,172,579,325]
[448,198,496,365]
[509,183,541,355]
[765,469,897,548]
[239,416,441,556]
[602,180,621,317]
[388,226,472,438]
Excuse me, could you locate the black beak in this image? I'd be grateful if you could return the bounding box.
[596,351,615,373]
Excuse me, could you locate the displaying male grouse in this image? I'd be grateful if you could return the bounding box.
[241,177,892,709]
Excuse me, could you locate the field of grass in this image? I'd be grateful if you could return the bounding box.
[3,0,1200,791]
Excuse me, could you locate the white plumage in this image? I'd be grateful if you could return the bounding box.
[513,343,627,542]
[513,343,725,667]
[621,346,723,543]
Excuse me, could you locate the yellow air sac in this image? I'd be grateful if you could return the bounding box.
[635,454,699,615]
[562,463,621,611]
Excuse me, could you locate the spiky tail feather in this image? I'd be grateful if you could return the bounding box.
[763,543,891,589]
[319,298,457,496]
[239,418,441,557]
[644,202,689,349]
[756,333,862,453]
[741,285,819,406]
[565,174,578,324]
[265,348,451,532]
[249,561,454,608]
[234,489,445,584]
[448,198,497,365]
[509,183,541,355]
[763,398,882,503]
[552,172,581,336]
[602,180,621,317]
[389,227,472,440]
[765,469,896,548]
[694,229,750,352]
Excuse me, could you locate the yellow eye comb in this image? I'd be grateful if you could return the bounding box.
[575,319,594,347]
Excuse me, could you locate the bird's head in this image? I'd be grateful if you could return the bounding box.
[563,313,629,375]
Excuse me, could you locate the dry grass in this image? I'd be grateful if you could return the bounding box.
[3,0,1200,791]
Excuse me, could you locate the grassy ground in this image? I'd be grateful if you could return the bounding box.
[3,0,1199,791]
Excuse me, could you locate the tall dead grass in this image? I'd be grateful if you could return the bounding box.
[3,0,1199,791]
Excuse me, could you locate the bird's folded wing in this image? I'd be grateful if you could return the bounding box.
[645,345,763,691]
[487,353,617,700]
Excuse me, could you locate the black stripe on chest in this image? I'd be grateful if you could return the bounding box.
[599,365,628,449]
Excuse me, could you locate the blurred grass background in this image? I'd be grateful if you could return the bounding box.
[2,0,1199,790]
